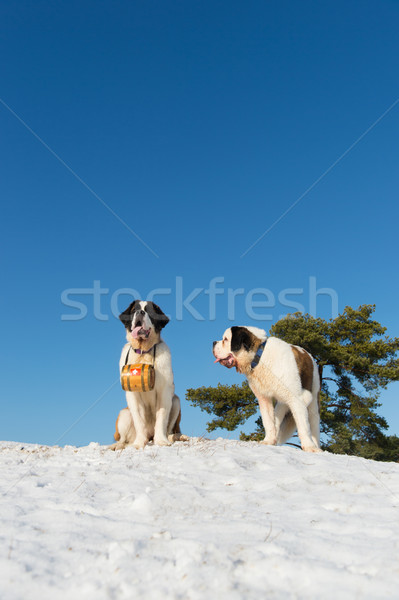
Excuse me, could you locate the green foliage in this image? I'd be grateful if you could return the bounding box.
[186,382,257,432]
[239,417,265,443]
[186,305,399,461]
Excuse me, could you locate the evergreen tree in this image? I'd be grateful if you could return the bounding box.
[188,381,257,433]
[186,305,399,461]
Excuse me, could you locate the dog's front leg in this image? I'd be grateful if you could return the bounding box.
[154,387,173,446]
[257,395,277,445]
[126,392,149,450]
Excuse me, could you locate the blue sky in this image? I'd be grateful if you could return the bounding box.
[1,0,398,446]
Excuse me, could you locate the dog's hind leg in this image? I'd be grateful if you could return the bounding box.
[167,396,189,443]
[299,389,321,448]
[168,395,181,433]
[308,406,320,448]
[109,408,136,450]
[308,367,321,447]
[275,403,297,445]
[290,398,321,452]
[308,394,320,447]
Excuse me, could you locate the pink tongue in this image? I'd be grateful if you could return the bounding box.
[132,325,143,338]
[214,358,221,363]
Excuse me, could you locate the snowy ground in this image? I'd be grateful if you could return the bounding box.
[0,439,398,600]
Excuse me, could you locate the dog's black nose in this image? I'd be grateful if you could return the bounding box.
[213,341,217,348]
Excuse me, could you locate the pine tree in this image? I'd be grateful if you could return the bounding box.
[187,381,257,433]
[186,305,399,461]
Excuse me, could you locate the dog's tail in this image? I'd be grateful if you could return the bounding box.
[277,411,297,445]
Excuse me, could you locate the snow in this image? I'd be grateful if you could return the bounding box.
[1,438,398,600]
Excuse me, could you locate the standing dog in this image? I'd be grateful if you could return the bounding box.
[111,300,185,450]
[213,326,321,452]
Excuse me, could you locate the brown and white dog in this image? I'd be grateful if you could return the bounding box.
[213,326,321,452]
[110,300,186,450]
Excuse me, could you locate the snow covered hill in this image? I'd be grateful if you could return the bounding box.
[1,438,398,600]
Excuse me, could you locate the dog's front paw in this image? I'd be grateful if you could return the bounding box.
[302,445,322,453]
[108,441,127,451]
[154,437,171,447]
[168,433,190,443]
[133,438,148,450]
[260,437,277,446]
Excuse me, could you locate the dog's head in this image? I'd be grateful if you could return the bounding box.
[119,300,169,347]
[213,326,267,371]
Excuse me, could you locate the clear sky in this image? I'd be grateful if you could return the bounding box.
[1,0,398,447]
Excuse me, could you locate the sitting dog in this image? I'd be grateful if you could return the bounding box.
[213,326,321,452]
[111,300,186,450]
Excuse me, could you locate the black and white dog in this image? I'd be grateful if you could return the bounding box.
[111,300,185,450]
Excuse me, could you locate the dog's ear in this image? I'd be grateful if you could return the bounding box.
[231,326,253,352]
[119,300,139,328]
[145,302,170,332]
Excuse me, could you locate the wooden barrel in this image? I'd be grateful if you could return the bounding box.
[121,364,155,392]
